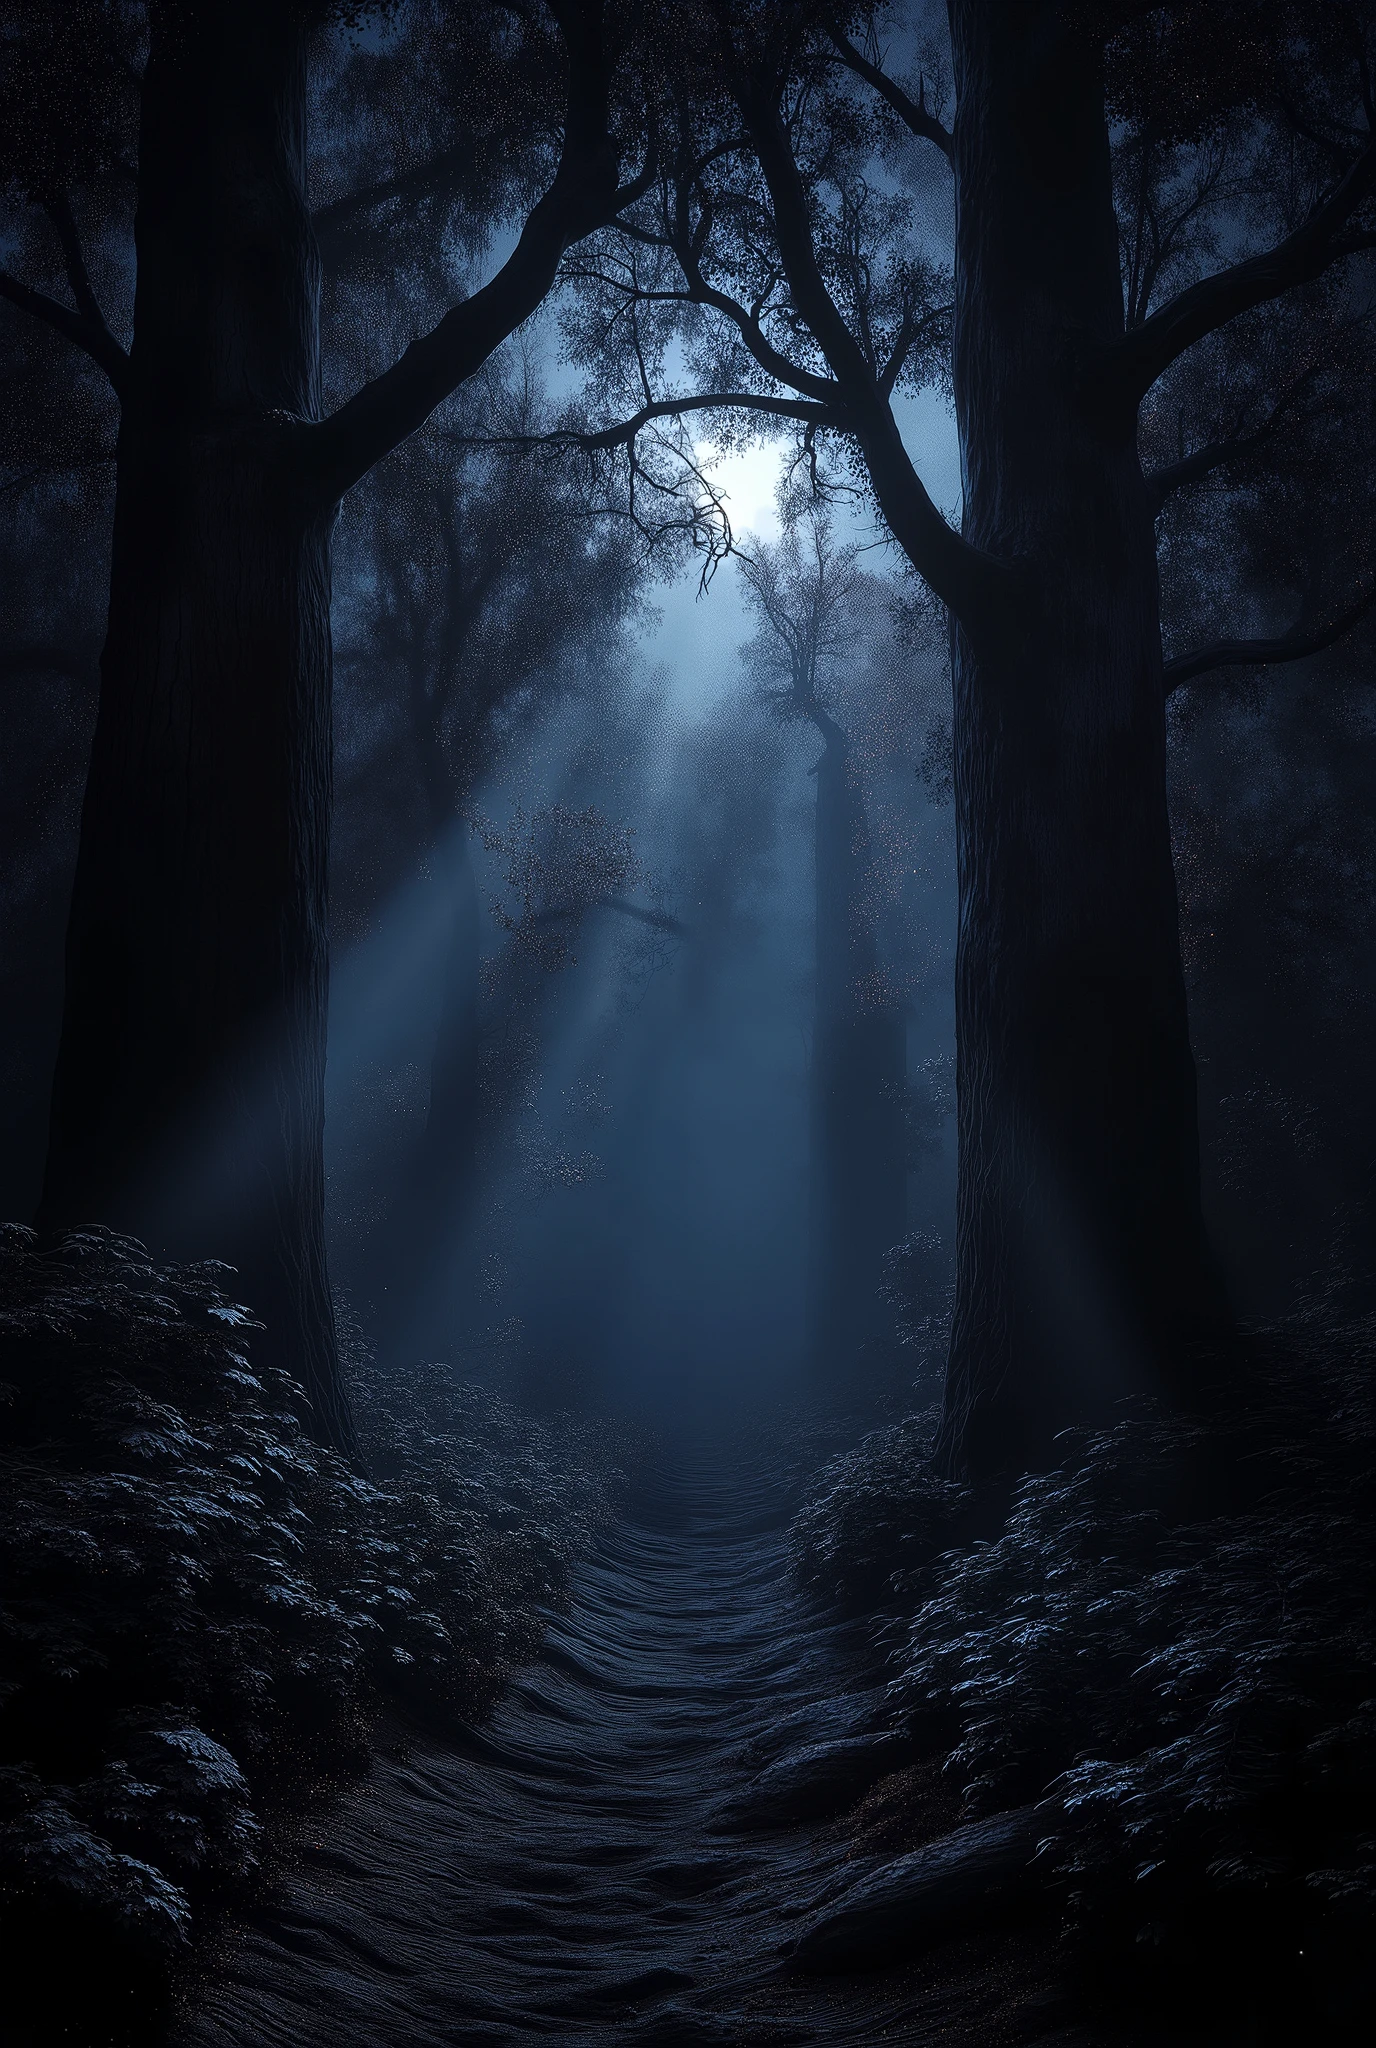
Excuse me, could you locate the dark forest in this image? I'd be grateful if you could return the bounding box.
[1,3,1373,2043]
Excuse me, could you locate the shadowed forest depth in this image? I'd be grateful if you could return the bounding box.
[1,4,1374,2045]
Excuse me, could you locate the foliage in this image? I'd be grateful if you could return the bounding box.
[482,800,641,969]
[878,1226,953,1353]
[737,505,863,720]
[329,358,647,928]
[791,1405,972,1611]
[0,1223,631,2002]
[795,1325,1376,1999]
[0,0,140,204]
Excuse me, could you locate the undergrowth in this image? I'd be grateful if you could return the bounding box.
[790,1402,973,1612]
[793,1322,1376,2028]
[0,1223,633,2033]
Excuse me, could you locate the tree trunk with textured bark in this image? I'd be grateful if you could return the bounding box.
[936,1,1222,1477]
[36,3,356,1455]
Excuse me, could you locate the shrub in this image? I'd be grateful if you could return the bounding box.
[789,1405,973,1612]
[0,1224,632,2019]
[795,1324,1376,2020]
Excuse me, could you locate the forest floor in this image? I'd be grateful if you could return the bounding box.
[167,1438,1199,2048]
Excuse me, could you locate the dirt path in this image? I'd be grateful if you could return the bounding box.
[174,1449,1083,2047]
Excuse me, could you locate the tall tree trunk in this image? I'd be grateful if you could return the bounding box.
[810,714,907,1373]
[36,2,356,1455]
[937,2,1222,1478]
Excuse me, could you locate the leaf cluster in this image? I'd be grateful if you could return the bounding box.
[791,1403,973,1612]
[483,799,641,969]
[797,1318,1376,1997]
[0,1221,633,2018]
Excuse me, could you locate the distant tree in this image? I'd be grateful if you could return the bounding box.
[328,364,645,1328]
[739,507,908,1374]
[557,0,1376,1475]
[0,1,654,1453]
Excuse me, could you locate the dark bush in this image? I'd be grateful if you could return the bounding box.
[794,1323,1376,2023]
[0,1223,632,2018]
[789,1404,973,1612]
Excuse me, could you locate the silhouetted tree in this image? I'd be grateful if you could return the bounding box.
[0,1,654,1451]
[558,0,1376,1475]
[740,508,907,1374]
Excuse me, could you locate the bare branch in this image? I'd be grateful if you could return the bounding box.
[45,200,108,327]
[303,5,647,500]
[312,142,479,257]
[0,264,128,397]
[880,300,948,398]
[1143,351,1344,513]
[1146,429,1274,513]
[733,71,1007,626]
[1164,582,1376,695]
[460,388,844,455]
[1095,139,1376,411]
[656,180,842,403]
[826,28,954,165]
[1125,132,1232,329]
[582,230,840,402]
[1276,75,1370,177]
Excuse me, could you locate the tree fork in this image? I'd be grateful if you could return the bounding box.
[35,1,358,1456]
[29,2,638,1458]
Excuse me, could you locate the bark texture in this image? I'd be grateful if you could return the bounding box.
[937,2,1221,1477]
[37,3,355,1454]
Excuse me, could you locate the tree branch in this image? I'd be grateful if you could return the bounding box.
[1094,139,1376,411]
[312,142,479,258]
[647,178,842,403]
[1145,429,1270,513]
[303,3,645,501]
[583,235,841,402]
[879,300,949,398]
[461,389,844,454]
[826,28,954,164]
[0,259,128,398]
[1163,581,1376,695]
[43,197,120,344]
[1143,354,1340,513]
[732,71,1007,627]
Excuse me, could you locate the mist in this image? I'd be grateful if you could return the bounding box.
[2,6,1373,2046]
